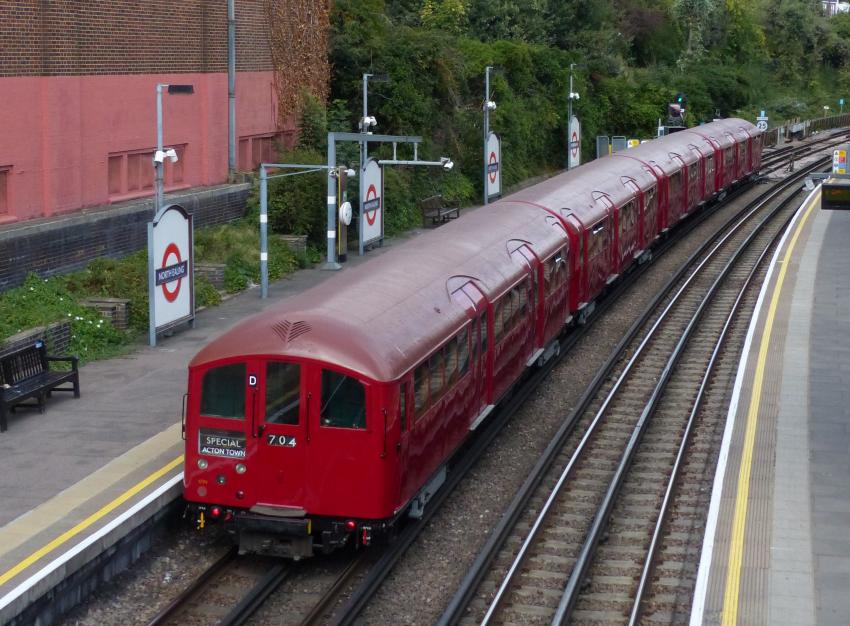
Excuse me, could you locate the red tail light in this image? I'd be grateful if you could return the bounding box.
[210,506,221,518]
[345,520,356,532]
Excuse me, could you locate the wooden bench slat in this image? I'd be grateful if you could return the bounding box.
[0,342,80,432]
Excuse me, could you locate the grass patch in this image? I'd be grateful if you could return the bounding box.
[0,219,310,362]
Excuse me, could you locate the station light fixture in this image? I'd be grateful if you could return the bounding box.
[440,157,454,171]
[485,100,497,111]
[569,91,580,101]
[359,115,378,130]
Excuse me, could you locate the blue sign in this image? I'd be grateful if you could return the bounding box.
[155,261,188,286]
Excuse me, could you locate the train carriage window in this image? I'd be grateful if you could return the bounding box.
[494,299,505,342]
[589,220,608,259]
[619,200,638,237]
[320,369,366,429]
[429,350,445,401]
[669,171,683,211]
[445,339,459,385]
[200,363,245,419]
[399,382,407,432]
[508,287,520,328]
[414,364,428,417]
[480,313,488,354]
[265,361,300,425]
[518,283,528,315]
[457,327,470,375]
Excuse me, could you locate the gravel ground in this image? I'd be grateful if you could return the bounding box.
[53,181,776,626]
[356,183,772,626]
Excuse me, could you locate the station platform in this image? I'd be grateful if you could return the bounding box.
[0,233,413,625]
[691,187,850,625]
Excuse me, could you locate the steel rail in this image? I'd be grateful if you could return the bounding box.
[438,156,829,626]
[477,156,829,626]
[331,151,828,626]
[327,172,747,626]
[625,176,808,626]
[145,547,237,626]
[299,555,369,626]
[552,162,826,626]
[219,561,291,626]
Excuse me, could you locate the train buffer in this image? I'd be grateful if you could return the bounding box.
[0,340,80,432]
[419,194,460,226]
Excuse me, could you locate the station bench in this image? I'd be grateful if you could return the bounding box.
[0,340,80,432]
[419,194,460,226]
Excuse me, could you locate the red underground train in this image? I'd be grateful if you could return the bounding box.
[183,118,761,558]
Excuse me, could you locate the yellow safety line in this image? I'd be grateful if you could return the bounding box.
[0,454,183,587]
[721,192,819,625]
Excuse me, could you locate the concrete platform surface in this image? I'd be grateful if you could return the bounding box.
[691,188,850,625]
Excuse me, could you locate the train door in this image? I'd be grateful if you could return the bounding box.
[305,364,377,516]
[648,161,669,231]
[558,210,586,315]
[726,132,740,180]
[449,279,491,426]
[669,155,686,224]
[509,241,541,350]
[250,358,310,509]
[586,210,612,300]
[395,379,411,506]
[688,145,706,204]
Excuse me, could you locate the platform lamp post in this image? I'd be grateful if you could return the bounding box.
[483,66,498,206]
[153,83,194,214]
[359,73,389,256]
[567,63,582,170]
[824,105,831,118]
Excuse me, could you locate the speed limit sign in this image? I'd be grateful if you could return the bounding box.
[756,110,768,132]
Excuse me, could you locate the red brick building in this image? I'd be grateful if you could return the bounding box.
[0,1,290,224]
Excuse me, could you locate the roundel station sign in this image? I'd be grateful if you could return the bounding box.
[568,115,581,169]
[486,131,501,200]
[148,203,194,344]
[360,158,384,246]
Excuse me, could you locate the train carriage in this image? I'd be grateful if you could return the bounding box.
[183,118,760,558]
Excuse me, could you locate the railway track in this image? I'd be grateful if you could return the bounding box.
[435,156,830,625]
[146,547,368,626]
[146,142,834,626]
[760,129,849,172]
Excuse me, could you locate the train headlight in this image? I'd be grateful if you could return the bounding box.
[235,463,247,474]
[197,458,208,470]
[216,474,226,485]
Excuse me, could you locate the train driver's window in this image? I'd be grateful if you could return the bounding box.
[265,361,300,424]
[200,363,245,420]
[320,369,366,429]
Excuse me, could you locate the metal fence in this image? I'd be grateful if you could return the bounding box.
[763,113,850,147]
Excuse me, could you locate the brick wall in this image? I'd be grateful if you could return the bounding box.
[0,0,272,77]
[0,184,250,291]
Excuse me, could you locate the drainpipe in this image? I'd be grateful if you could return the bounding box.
[228,0,236,180]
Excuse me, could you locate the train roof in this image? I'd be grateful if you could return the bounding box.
[191,118,758,382]
[191,200,569,382]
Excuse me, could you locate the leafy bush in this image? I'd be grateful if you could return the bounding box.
[0,274,125,363]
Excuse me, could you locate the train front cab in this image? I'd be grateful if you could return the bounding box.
[184,356,392,558]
